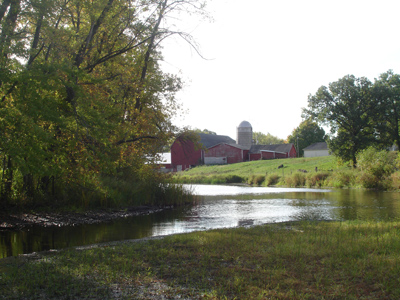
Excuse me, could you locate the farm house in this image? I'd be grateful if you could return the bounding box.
[170,121,296,171]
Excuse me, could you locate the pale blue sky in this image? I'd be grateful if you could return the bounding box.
[161,0,400,140]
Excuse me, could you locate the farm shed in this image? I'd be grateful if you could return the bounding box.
[303,142,330,157]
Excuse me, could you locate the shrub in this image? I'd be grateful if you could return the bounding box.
[264,174,280,186]
[248,175,265,186]
[389,171,400,190]
[306,172,330,187]
[225,175,244,184]
[284,172,306,187]
[326,170,356,188]
[357,147,396,189]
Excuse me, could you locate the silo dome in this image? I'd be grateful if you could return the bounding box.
[236,120,253,149]
[238,121,252,128]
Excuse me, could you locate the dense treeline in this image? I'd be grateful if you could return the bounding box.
[303,71,400,166]
[0,0,205,210]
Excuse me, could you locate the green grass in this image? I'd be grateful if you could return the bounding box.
[174,156,350,187]
[179,156,339,177]
[1,220,400,299]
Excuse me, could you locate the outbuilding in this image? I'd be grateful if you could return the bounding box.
[303,142,330,158]
[170,121,297,171]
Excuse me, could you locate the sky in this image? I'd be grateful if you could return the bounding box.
[160,0,400,140]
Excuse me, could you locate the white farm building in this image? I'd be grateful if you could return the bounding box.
[303,142,330,158]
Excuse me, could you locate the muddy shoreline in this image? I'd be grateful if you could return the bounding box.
[0,206,172,230]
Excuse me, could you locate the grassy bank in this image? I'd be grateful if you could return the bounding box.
[174,154,400,190]
[1,220,400,299]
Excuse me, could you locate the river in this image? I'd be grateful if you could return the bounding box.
[1,185,400,258]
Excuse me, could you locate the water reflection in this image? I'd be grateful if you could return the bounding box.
[1,185,400,258]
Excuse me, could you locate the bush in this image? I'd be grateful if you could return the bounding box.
[389,171,400,190]
[306,172,330,187]
[247,175,265,186]
[325,170,356,188]
[284,172,306,187]
[264,174,280,186]
[225,175,244,184]
[357,147,396,189]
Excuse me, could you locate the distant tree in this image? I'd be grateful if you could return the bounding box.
[303,75,376,166]
[287,119,326,157]
[253,132,284,145]
[193,129,217,135]
[372,70,400,150]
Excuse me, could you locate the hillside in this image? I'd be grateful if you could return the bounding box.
[173,156,348,186]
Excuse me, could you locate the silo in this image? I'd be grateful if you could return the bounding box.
[236,120,253,149]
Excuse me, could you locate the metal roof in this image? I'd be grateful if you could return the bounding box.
[249,144,294,154]
[303,142,328,151]
[199,133,236,148]
[237,120,252,128]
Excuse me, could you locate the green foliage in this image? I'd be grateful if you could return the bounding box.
[306,172,330,187]
[253,131,284,145]
[356,147,397,189]
[372,70,400,150]
[304,75,376,165]
[325,169,357,188]
[0,0,207,209]
[225,175,244,184]
[192,128,217,135]
[284,172,307,187]
[303,70,400,165]
[264,174,280,186]
[247,174,265,186]
[287,118,326,157]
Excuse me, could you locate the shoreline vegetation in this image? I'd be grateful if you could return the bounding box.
[2,152,400,298]
[173,148,400,191]
[1,220,399,299]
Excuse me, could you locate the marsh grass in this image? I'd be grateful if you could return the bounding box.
[2,220,400,299]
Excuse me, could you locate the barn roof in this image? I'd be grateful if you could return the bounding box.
[207,142,249,150]
[199,133,236,148]
[249,144,294,154]
[303,142,328,151]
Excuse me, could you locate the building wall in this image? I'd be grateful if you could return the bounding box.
[304,149,330,158]
[260,152,276,160]
[288,145,297,158]
[171,137,203,171]
[249,153,262,161]
[205,157,227,165]
[205,144,243,164]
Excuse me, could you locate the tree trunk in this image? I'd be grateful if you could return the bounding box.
[1,156,13,202]
[23,174,34,198]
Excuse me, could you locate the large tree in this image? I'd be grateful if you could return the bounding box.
[303,75,376,166]
[0,0,206,205]
[286,119,325,157]
[372,70,400,150]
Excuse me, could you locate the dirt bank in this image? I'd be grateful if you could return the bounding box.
[0,206,171,230]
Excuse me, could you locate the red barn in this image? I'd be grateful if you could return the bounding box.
[248,144,297,161]
[171,133,235,171]
[171,133,296,172]
[169,121,297,171]
[205,143,249,164]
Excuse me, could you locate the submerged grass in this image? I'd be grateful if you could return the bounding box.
[2,220,400,299]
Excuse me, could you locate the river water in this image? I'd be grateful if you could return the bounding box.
[1,185,400,258]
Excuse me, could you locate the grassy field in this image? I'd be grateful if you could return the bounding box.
[173,156,353,187]
[177,156,339,177]
[1,220,400,299]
